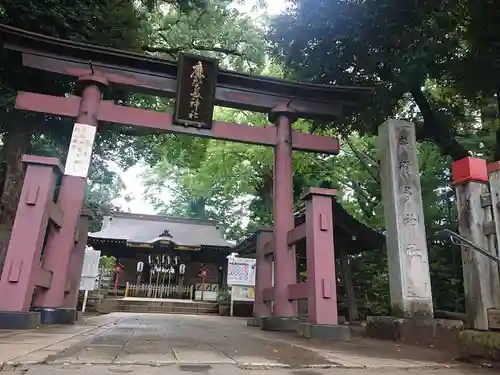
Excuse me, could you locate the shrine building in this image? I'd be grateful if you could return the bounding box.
[88,212,233,300]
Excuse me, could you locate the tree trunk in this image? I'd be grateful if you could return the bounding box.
[0,113,32,272]
[410,86,470,161]
[494,88,500,161]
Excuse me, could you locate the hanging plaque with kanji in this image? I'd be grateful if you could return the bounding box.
[173,53,218,130]
[64,123,97,178]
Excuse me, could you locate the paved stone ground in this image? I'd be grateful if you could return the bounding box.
[0,313,496,375]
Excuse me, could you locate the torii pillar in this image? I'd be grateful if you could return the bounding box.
[31,75,108,324]
[263,105,298,330]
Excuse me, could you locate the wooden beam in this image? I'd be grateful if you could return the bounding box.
[287,282,308,301]
[16,92,340,154]
[49,202,64,228]
[34,268,52,288]
[263,239,274,256]
[15,52,352,119]
[287,223,306,247]
[1,23,372,106]
[65,279,72,293]
[263,287,274,302]
[74,223,80,243]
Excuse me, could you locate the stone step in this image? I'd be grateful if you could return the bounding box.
[101,304,217,312]
[99,297,220,316]
[108,299,217,308]
[100,304,218,315]
[488,308,500,329]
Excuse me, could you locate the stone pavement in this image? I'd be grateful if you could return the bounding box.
[0,313,495,375]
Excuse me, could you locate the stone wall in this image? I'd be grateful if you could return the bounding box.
[365,316,500,365]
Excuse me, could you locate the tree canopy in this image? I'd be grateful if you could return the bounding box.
[268,0,500,161]
[141,0,497,313]
[0,0,269,266]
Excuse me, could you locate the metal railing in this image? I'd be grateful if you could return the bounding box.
[441,229,500,265]
[125,282,194,299]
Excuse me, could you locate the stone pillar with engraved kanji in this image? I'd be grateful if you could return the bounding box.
[379,119,434,318]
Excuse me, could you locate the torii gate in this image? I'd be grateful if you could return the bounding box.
[0,24,372,333]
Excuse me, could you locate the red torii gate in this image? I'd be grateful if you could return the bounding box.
[0,24,372,336]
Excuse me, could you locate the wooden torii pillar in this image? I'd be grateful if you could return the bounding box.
[29,75,108,324]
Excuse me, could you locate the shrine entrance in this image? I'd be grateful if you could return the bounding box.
[0,23,371,335]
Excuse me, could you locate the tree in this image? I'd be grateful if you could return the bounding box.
[137,1,270,239]
[0,0,269,258]
[140,0,267,73]
[0,0,144,269]
[140,1,474,313]
[268,0,476,160]
[266,0,477,311]
[444,1,500,159]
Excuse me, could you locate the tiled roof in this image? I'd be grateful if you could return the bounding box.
[234,199,385,255]
[89,212,232,248]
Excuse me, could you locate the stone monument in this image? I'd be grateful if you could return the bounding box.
[379,119,434,318]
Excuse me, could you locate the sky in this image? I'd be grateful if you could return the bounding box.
[236,0,289,15]
[110,0,289,215]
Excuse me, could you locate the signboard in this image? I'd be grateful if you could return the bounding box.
[232,285,255,302]
[227,257,256,316]
[227,257,256,286]
[173,53,218,129]
[64,123,97,178]
[79,248,101,291]
[194,283,218,302]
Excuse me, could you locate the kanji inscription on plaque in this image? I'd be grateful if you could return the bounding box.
[64,123,97,178]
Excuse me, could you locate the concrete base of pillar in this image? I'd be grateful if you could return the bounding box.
[296,322,351,341]
[0,311,41,329]
[246,317,262,327]
[32,308,77,325]
[260,316,298,331]
[75,311,84,323]
[366,316,464,353]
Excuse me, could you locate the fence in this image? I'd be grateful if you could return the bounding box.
[124,282,194,300]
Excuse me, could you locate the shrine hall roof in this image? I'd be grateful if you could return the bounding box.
[233,199,385,256]
[89,212,232,248]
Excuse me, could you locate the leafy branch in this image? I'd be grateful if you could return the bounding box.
[142,44,244,57]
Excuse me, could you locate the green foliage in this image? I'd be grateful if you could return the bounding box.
[100,255,116,271]
[267,0,479,160]
[0,0,269,232]
[140,0,268,73]
[0,0,142,49]
[0,0,489,315]
[216,288,231,304]
[0,0,145,234]
[138,4,271,237]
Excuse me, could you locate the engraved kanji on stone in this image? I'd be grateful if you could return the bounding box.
[407,284,417,296]
[406,244,422,258]
[403,185,412,202]
[398,135,409,146]
[399,160,411,176]
[403,213,417,227]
